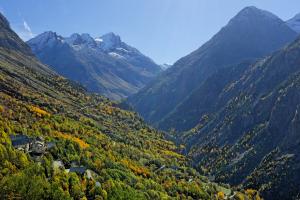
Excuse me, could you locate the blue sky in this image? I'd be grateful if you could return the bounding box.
[1,0,299,64]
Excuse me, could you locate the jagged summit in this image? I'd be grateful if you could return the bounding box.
[98,32,122,51]
[100,32,121,41]
[31,31,59,40]
[27,31,64,52]
[29,31,128,52]
[65,33,97,48]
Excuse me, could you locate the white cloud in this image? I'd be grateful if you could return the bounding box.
[12,20,35,41]
[23,21,32,35]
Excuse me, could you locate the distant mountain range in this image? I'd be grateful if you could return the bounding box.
[127,6,298,132]
[27,31,162,100]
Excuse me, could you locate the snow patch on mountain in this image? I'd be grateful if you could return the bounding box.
[109,52,125,59]
[95,38,103,42]
[160,64,171,70]
[28,31,161,73]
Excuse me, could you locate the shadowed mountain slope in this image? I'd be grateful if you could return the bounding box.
[127,6,298,132]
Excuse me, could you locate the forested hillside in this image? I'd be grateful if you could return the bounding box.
[182,36,300,200]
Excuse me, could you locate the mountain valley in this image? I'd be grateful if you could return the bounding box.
[1,4,300,200]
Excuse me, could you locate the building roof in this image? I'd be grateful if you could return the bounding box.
[10,135,32,146]
[69,167,87,174]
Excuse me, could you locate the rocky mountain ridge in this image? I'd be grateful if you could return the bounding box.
[28,31,161,100]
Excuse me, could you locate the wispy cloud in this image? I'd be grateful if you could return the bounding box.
[12,19,35,41]
[22,20,34,38]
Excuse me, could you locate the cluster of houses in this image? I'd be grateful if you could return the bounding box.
[10,134,54,156]
[10,134,99,182]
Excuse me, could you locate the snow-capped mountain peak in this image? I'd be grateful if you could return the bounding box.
[65,33,97,49]
[62,32,123,51]
[287,13,300,33]
[98,32,122,51]
[27,31,161,100]
[28,31,161,73]
[28,31,59,44]
[27,31,63,52]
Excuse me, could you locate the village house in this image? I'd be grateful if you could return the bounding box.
[65,166,98,180]
[10,135,32,152]
[10,134,55,155]
[66,166,87,175]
